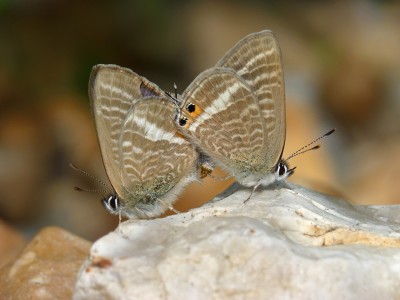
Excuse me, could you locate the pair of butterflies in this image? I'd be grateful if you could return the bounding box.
[90,30,293,219]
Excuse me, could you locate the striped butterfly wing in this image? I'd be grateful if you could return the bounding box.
[216,30,286,169]
[178,67,268,178]
[89,64,164,198]
[119,99,198,215]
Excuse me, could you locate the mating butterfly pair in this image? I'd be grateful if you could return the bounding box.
[90,30,293,219]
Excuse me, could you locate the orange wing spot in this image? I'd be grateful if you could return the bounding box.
[189,105,203,118]
[185,102,203,118]
[174,131,186,139]
[184,118,193,129]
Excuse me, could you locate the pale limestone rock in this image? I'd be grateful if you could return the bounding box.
[74,183,400,300]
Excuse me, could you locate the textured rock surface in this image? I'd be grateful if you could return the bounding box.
[74,183,400,299]
[0,226,91,300]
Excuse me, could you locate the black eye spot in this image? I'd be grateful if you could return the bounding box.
[179,117,188,126]
[278,163,286,176]
[186,103,196,113]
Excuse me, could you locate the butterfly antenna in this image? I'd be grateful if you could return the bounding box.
[164,83,180,108]
[164,90,173,98]
[173,82,178,99]
[286,128,336,161]
[69,163,113,193]
[74,186,109,195]
[287,145,321,161]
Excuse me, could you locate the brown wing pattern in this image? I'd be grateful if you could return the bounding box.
[89,64,164,197]
[119,99,198,206]
[179,68,268,175]
[216,30,285,167]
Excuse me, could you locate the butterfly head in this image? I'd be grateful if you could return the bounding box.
[101,194,121,215]
[70,163,124,215]
[274,129,336,183]
[274,160,296,182]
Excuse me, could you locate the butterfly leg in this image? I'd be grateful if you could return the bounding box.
[135,207,151,219]
[243,181,262,203]
[210,182,243,203]
[168,205,180,214]
[157,199,180,214]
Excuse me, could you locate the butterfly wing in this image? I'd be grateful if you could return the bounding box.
[178,67,268,181]
[216,30,286,168]
[119,99,198,216]
[89,64,164,197]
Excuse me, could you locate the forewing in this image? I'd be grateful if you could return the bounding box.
[179,68,267,174]
[119,98,198,202]
[217,30,285,167]
[89,64,164,196]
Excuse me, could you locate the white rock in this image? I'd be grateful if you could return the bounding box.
[74,183,400,300]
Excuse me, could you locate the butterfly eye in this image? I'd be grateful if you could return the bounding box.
[186,103,196,113]
[109,196,119,210]
[102,194,120,214]
[275,161,289,180]
[179,117,188,126]
[278,162,287,176]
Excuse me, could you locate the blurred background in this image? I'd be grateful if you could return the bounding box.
[0,0,399,242]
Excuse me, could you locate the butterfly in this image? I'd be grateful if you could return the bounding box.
[89,65,210,219]
[174,30,295,191]
[89,31,331,218]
